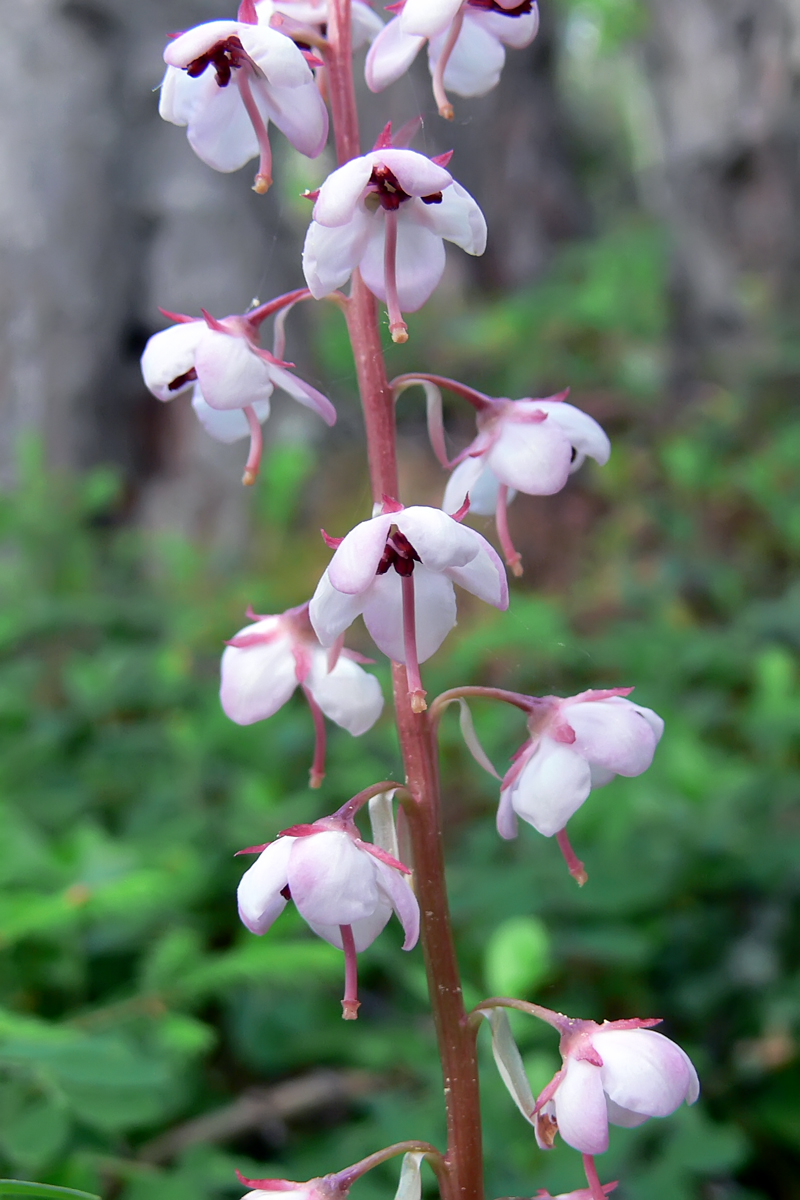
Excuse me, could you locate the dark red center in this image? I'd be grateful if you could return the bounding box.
[186,35,249,87]
[376,530,421,577]
[368,165,443,211]
[168,367,198,392]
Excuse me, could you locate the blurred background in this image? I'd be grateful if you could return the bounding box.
[2,0,800,1197]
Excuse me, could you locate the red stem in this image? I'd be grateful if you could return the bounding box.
[324,7,484,1198]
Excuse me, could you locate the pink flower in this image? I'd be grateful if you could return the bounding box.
[309,500,507,712]
[498,689,663,882]
[140,294,334,485]
[237,802,419,1018]
[302,132,486,342]
[236,1169,345,1200]
[366,0,539,118]
[159,5,328,193]
[532,1018,699,1158]
[220,602,383,786]
[441,389,610,575]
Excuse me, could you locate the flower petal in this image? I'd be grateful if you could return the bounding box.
[496,786,519,839]
[353,0,386,46]
[268,363,336,425]
[259,78,329,157]
[220,622,298,724]
[487,417,572,495]
[289,831,380,925]
[195,329,275,410]
[365,18,425,91]
[415,183,487,255]
[239,24,315,87]
[396,506,479,571]
[428,14,506,98]
[141,321,205,402]
[164,21,242,67]
[470,4,539,49]
[445,539,508,609]
[375,149,453,198]
[374,860,420,949]
[313,156,374,226]
[359,212,446,312]
[305,650,384,735]
[309,569,367,646]
[554,1057,609,1155]
[308,903,392,951]
[565,697,663,777]
[596,1029,699,1116]
[302,210,373,297]
[178,72,260,171]
[328,514,394,594]
[361,566,457,663]
[158,65,197,127]
[509,737,592,837]
[237,836,295,934]
[442,456,489,516]
[535,400,611,468]
[400,0,462,39]
[192,388,270,442]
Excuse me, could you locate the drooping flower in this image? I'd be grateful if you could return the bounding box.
[159,2,328,193]
[309,499,507,712]
[220,602,383,786]
[257,0,383,53]
[302,129,486,342]
[237,792,419,1018]
[366,0,539,119]
[140,292,335,485]
[497,689,664,882]
[236,1168,347,1200]
[393,374,610,575]
[531,1017,699,1161]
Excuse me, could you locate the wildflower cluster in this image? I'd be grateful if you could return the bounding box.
[139,4,700,1200]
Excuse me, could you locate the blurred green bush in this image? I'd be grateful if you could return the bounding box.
[1,212,799,1200]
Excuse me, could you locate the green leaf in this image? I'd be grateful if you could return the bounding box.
[0,1184,100,1200]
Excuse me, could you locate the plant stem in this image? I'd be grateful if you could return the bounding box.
[323,7,484,1198]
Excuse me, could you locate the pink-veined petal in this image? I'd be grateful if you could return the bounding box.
[509,737,592,837]
[487,418,573,495]
[396,506,479,571]
[313,156,374,225]
[365,18,425,91]
[305,650,384,735]
[259,77,329,157]
[565,697,663,777]
[289,831,380,925]
[374,860,420,949]
[302,209,373,297]
[328,514,394,594]
[237,836,295,934]
[220,623,298,724]
[596,1029,699,1116]
[362,566,457,663]
[195,329,274,410]
[400,0,462,39]
[470,4,539,48]
[309,570,367,647]
[428,14,506,98]
[141,321,205,401]
[192,388,270,442]
[164,21,242,67]
[554,1057,610,1155]
[445,538,508,608]
[359,214,446,312]
[414,183,487,255]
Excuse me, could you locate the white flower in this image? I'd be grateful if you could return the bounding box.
[302,142,486,342]
[257,0,383,49]
[159,16,328,192]
[309,502,507,710]
[366,0,539,118]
